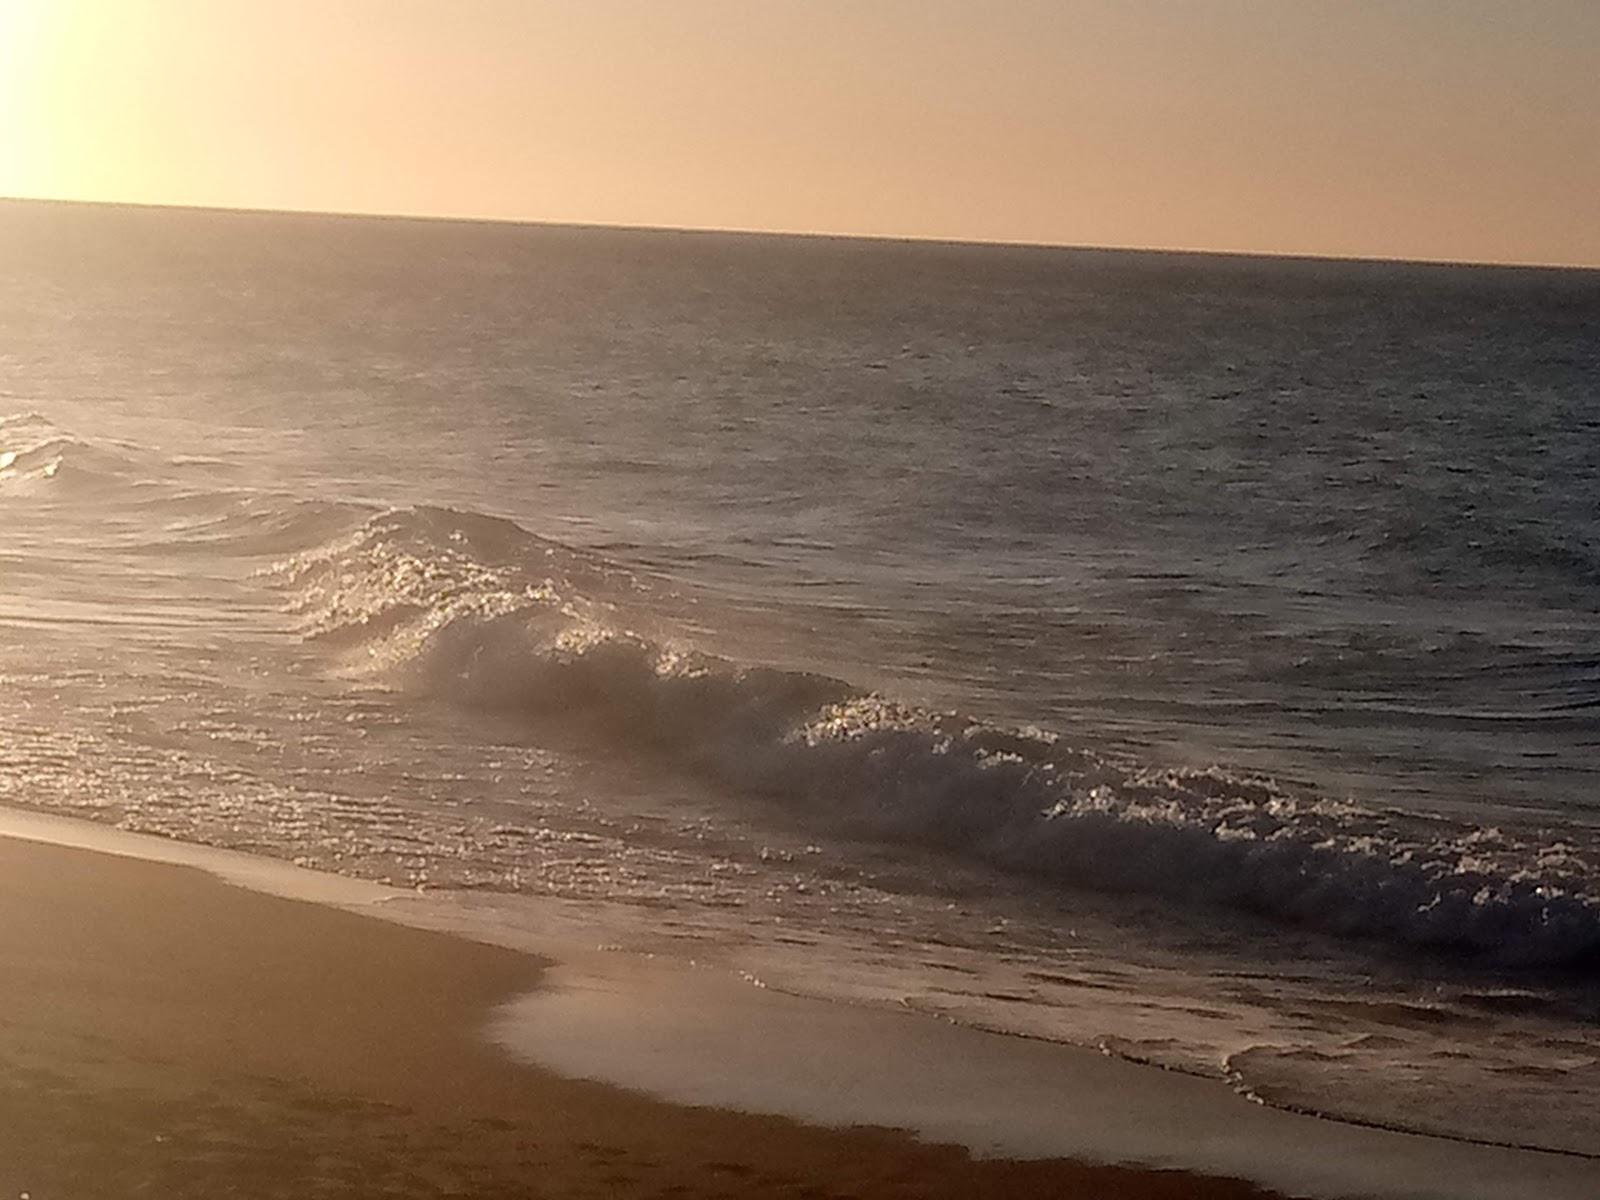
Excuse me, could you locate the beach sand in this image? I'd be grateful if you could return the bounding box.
[0,834,1273,1199]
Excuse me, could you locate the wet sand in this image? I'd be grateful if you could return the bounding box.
[0,834,1273,1199]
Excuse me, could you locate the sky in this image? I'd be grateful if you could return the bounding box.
[1,0,1597,267]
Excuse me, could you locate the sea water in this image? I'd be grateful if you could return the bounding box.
[2,200,1597,1155]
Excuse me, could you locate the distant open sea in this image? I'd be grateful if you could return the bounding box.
[3,199,1598,1154]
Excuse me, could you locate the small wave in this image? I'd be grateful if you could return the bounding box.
[1226,1038,1600,1157]
[0,433,131,491]
[135,493,358,558]
[0,410,54,433]
[0,414,360,555]
[273,506,1600,970]
[0,413,176,496]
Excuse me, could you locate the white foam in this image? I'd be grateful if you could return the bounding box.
[488,952,1599,1200]
[269,506,1600,968]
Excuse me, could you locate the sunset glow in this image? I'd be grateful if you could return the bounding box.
[3,2,1598,265]
[5,2,1600,1194]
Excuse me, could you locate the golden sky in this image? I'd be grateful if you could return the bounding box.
[2,0,1597,267]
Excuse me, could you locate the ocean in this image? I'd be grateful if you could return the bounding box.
[3,199,1598,1156]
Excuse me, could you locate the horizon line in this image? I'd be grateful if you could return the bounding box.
[3,192,1597,275]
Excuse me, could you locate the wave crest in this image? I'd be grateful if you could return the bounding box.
[274,506,1600,969]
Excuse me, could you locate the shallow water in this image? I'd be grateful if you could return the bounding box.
[2,199,1598,1154]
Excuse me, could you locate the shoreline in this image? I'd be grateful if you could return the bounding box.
[2,807,1594,1198]
[0,816,1271,1199]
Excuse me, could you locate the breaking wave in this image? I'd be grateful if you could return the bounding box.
[0,412,353,552]
[0,412,142,492]
[276,505,1600,970]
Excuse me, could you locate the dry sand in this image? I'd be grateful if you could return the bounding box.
[0,835,1275,1199]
